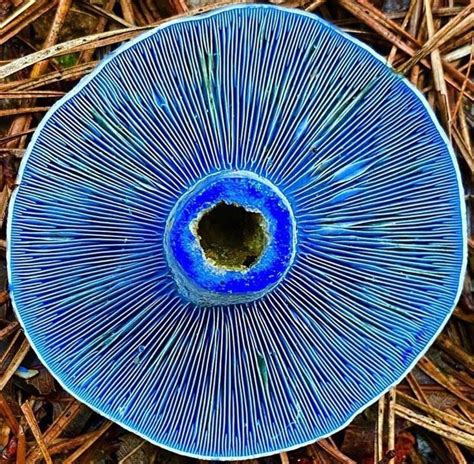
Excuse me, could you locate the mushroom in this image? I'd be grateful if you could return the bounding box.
[7,4,466,460]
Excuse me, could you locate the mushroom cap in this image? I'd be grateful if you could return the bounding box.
[8,4,466,460]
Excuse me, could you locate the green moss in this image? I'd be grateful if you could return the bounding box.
[56,53,79,68]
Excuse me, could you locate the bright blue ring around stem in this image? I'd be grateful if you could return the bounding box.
[164,170,296,306]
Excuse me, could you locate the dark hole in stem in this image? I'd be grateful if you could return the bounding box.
[196,202,268,271]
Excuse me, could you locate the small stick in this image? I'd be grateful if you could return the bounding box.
[280,451,289,464]
[436,333,474,373]
[0,337,30,390]
[0,0,36,29]
[423,0,451,129]
[317,439,356,464]
[375,394,385,462]
[1,62,97,92]
[21,400,53,464]
[387,389,396,464]
[168,0,189,14]
[397,391,474,434]
[27,400,83,463]
[62,421,112,464]
[336,0,473,97]
[417,357,473,406]
[0,91,65,99]
[450,41,473,127]
[78,1,132,28]
[387,0,419,64]
[119,0,135,24]
[46,432,97,456]
[397,5,473,73]
[0,148,25,154]
[0,393,26,464]
[0,106,50,118]
[32,0,74,78]
[78,0,116,63]
[0,1,255,81]
[0,290,9,304]
[117,439,146,464]
[395,404,474,448]
[0,0,57,46]
[0,321,19,341]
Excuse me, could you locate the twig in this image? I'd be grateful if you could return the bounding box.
[117,439,147,464]
[46,432,97,456]
[395,404,474,448]
[21,400,53,464]
[450,40,473,127]
[168,0,189,14]
[387,0,419,64]
[397,391,474,434]
[444,43,473,62]
[397,5,473,72]
[0,106,50,117]
[0,62,98,92]
[0,0,36,29]
[375,394,385,462]
[0,290,9,304]
[63,421,113,464]
[0,90,65,99]
[3,0,74,190]
[0,0,58,46]
[436,333,474,374]
[27,400,84,463]
[0,394,26,464]
[78,0,132,28]
[0,148,25,154]
[0,321,19,341]
[0,0,252,80]
[0,337,30,390]
[417,357,474,406]
[422,0,451,129]
[78,0,116,63]
[387,389,396,464]
[119,0,136,24]
[337,0,473,97]
[0,27,151,80]
[317,439,356,464]
[33,0,74,78]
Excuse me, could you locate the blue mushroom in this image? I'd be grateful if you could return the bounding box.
[7,4,466,460]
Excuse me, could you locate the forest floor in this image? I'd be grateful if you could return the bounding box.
[0,0,472,462]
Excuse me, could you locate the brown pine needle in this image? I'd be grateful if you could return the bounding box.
[63,421,113,464]
[395,404,474,449]
[418,357,474,407]
[0,337,30,390]
[0,106,50,117]
[436,333,474,374]
[26,400,84,462]
[117,439,147,464]
[397,5,473,73]
[0,321,19,341]
[0,90,64,99]
[119,0,136,25]
[316,439,357,464]
[397,391,474,434]
[0,394,26,463]
[337,0,474,97]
